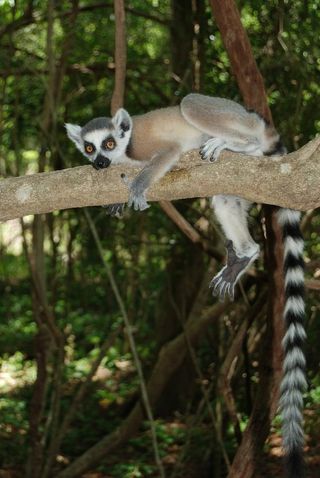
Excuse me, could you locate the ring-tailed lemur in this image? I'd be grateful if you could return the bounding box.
[66,93,306,478]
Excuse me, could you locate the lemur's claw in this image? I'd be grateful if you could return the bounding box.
[103,203,125,217]
[199,145,214,162]
[200,138,225,162]
[128,192,150,211]
[210,273,235,302]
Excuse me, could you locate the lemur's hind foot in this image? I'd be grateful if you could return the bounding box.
[210,240,259,301]
[200,138,226,162]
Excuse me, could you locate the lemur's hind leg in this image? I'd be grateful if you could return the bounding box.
[211,195,259,300]
[181,94,266,160]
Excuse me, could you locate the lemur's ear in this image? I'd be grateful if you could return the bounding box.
[65,123,82,147]
[112,108,132,134]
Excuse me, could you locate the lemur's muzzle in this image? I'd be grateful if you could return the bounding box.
[93,155,111,170]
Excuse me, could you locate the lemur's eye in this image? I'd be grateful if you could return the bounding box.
[105,139,115,150]
[85,143,95,154]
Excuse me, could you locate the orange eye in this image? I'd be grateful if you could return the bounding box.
[105,139,115,149]
[85,144,94,154]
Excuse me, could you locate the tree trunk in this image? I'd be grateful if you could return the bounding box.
[209,0,286,476]
[170,0,194,93]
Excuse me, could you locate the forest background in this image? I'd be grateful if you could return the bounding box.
[0,1,320,477]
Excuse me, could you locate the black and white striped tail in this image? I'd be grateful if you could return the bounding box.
[277,209,307,478]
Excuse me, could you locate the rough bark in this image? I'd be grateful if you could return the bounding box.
[1,138,320,222]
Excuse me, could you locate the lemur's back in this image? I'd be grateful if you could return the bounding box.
[129,105,206,161]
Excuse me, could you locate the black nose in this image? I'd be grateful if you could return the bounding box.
[93,156,111,170]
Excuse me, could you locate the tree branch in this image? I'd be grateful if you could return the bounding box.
[1,137,320,222]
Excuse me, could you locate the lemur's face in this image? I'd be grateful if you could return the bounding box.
[65,109,132,169]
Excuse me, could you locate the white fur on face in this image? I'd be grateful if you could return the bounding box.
[84,129,110,152]
[83,128,131,162]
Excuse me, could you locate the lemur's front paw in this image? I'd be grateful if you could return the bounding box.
[200,138,226,162]
[128,190,150,211]
[103,203,125,217]
[122,174,150,212]
[209,241,259,301]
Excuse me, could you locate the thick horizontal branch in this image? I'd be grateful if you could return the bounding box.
[1,137,320,222]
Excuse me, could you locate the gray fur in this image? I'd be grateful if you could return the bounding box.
[81,117,113,136]
[127,146,180,211]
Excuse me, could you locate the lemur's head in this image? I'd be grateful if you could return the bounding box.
[65,108,132,169]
